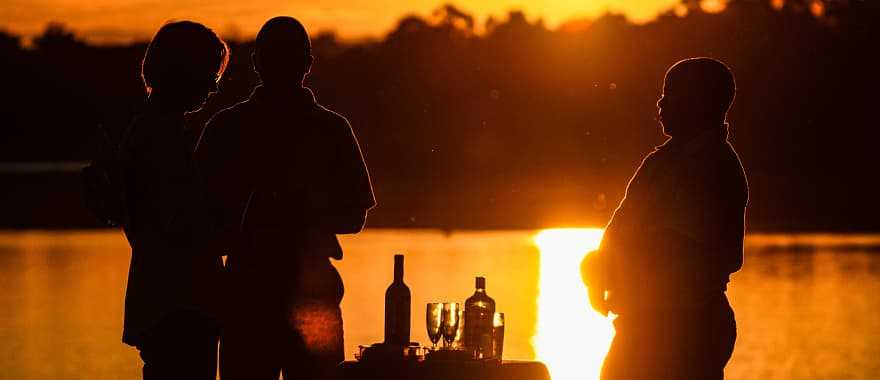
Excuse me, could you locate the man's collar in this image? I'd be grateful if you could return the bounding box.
[250,85,316,110]
[657,123,729,156]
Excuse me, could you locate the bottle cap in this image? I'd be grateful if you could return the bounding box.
[476,276,486,289]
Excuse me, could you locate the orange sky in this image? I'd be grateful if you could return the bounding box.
[1,0,691,44]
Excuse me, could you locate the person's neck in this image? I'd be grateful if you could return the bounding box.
[669,129,703,144]
[260,82,305,95]
[146,92,186,117]
[670,125,726,147]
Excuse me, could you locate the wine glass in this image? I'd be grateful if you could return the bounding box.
[441,302,461,349]
[492,312,505,360]
[426,303,443,351]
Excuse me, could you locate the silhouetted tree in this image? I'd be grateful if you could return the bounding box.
[433,4,476,32]
[32,23,87,53]
[0,29,21,53]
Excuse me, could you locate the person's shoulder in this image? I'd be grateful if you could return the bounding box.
[718,141,745,172]
[715,140,748,193]
[207,99,254,127]
[121,111,183,159]
[201,99,257,143]
[637,144,666,168]
[312,103,353,133]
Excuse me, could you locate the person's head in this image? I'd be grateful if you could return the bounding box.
[253,16,313,88]
[657,57,735,138]
[141,21,229,113]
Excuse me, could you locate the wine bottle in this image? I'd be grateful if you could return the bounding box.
[384,254,411,345]
[464,276,495,359]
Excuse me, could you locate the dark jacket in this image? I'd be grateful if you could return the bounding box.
[195,86,375,300]
[590,126,748,314]
[119,111,224,346]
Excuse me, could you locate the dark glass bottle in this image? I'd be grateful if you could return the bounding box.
[464,276,495,359]
[384,254,411,345]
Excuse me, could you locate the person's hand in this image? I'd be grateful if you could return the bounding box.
[588,286,609,316]
[581,250,609,316]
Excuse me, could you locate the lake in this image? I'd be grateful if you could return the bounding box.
[1,229,878,379]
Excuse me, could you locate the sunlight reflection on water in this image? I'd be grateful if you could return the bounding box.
[533,228,612,380]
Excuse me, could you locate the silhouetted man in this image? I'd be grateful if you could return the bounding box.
[582,58,747,379]
[195,16,375,380]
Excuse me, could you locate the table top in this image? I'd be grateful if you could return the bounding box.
[338,359,551,380]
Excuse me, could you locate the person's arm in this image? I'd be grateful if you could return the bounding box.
[582,155,652,315]
[706,158,748,276]
[194,111,250,254]
[131,118,215,254]
[652,156,747,284]
[304,116,376,234]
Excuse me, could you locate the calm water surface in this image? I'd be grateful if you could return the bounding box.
[0,230,878,379]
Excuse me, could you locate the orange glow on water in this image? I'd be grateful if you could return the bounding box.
[2,230,880,378]
[533,228,614,380]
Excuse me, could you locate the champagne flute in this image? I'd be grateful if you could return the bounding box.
[492,312,505,360]
[441,302,461,349]
[426,303,443,351]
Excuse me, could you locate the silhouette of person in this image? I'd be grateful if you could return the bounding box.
[582,57,748,379]
[117,21,229,380]
[195,16,376,380]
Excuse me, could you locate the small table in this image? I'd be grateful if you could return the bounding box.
[338,359,551,380]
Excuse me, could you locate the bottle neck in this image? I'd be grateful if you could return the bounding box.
[393,255,404,282]
[475,277,486,293]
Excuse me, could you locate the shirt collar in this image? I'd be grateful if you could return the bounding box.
[250,85,316,111]
[657,123,729,156]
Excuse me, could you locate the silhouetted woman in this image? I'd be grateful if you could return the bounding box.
[118,21,228,380]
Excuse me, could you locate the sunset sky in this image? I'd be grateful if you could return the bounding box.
[1,0,693,43]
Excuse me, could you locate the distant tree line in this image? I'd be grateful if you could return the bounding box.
[1,0,877,231]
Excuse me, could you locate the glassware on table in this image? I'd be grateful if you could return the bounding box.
[406,342,425,360]
[492,312,505,361]
[440,302,461,349]
[426,303,443,350]
[355,344,369,361]
[454,308,464,349]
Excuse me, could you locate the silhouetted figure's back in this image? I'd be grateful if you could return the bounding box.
[195,16,375,380]
[116,21,229,380]
[583,57,748,379]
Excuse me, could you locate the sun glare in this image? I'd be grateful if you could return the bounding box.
[533,228,614,380]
